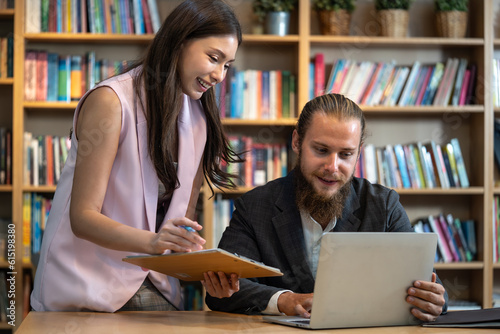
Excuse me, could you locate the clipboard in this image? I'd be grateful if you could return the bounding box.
[122,248,283,281]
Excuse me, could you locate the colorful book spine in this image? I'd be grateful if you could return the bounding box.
[57,55,71,102]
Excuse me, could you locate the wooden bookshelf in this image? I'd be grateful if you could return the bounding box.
[5,0,500,328]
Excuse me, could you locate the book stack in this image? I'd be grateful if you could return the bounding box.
[23,132,71,187]
[316,57,476,107]
[0,127,11,185]
[356,138,469,189]
[219,68,296,120]
[24,50,134,102]
[414,214,476,263]
[25,0,161,34]
[223,136,288,188]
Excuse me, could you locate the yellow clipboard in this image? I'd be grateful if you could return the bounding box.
[122,248,283,281]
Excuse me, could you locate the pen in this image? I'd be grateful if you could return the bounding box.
[180,225,196,232]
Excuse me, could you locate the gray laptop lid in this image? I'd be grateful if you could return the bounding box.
[264,232,437,329]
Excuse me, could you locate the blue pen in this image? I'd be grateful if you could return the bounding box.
[181,225,196,232]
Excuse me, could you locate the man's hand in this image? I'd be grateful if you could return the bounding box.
[277,292,313,318]
[406,272,446,322]
[202,271,239,298]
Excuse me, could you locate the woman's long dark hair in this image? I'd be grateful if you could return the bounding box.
[134,0,243,197]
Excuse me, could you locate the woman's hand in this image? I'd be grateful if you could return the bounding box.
[150,217,206,254]
[202,272,240,298]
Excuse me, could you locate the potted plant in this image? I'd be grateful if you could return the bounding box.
[252,0,298,36]
[435,0,468,38]
[374,0,414,37]
[312,0,356,36]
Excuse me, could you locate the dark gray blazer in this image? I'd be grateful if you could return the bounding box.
[205,171,448,314]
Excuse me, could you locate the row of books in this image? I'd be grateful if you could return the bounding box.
[0,127,11,185]
[212,195,233,250]
[218,68,297,120]
[356,138,469,189]
[24,50,133,102]
[23,132,71,187]
[414,214,477,263]
[0,0,13,9]
[310,54,476,107]
[223,136,289,188]
[0,35,13,78]
[26,0,161,35]
[493,196,500,263]
[22,193,53,265]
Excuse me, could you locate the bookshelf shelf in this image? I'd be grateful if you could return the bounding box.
[0,322,13,330]
[22,186,57,193]
[494,263,500,269]
[23,33,155,44]
[309,36,484,47]
[23,101,78,110]
[242,34,300,44]
[494,187,500,195]
[0,185,12,192]
[361,106,484,114]
[0,261,11,268]
[0,9,14,18]
[0,78,13,85]
[434,262,484,270]
[222,118,297,126]
[395,187,484,195]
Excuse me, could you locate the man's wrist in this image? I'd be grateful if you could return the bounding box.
[262,290,291,315]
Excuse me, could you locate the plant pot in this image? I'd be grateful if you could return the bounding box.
[266,11,290,36]
[318,10,351,36]
[436,11,468,38]
[377,9,409,38]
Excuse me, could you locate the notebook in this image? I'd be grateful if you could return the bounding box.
[263,232,438,329]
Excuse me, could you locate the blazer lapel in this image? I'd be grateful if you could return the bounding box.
[333,184,362,232]
[273,174,315,293]
[136,93,158,232]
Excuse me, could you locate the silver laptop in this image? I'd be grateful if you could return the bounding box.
[263,232,437,329]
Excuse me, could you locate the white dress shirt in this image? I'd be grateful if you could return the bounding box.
[262,210,336,314]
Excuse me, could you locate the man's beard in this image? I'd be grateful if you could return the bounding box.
[294,160,352,226]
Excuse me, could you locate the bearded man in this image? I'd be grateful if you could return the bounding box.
[205,93,448,322]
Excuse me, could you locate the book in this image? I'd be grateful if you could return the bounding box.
[70,55,82,101]
[451,58,468,106]
[369,62,395,106]
[432,58,454,106]
[57,55,71,102]
[422,308,500,328]
[123,248,283,281]
[147,0,161,33]
[427,215,453,263]
[314,53,324,97]
[393,144,411,188]
[46,52,59,101]
[465,63,477,105]
[398,61,421,106]
[450,138,469,188]
[24,50,38,101]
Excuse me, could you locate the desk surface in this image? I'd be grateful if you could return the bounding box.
[16,311,498,333]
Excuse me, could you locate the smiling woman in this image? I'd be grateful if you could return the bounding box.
[30,0,244,313]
